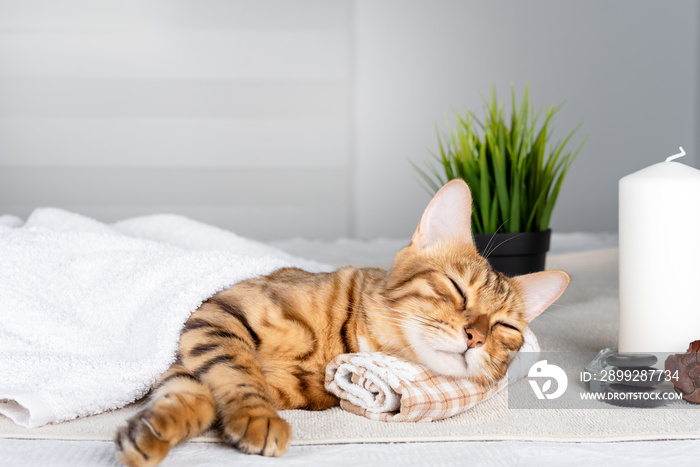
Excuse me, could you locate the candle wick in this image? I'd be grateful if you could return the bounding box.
[666,147,686,162]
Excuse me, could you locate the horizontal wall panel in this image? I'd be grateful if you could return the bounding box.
[0,167,347,207]
[0,79,349,119]
[0,0,350,32]
[0,205,348,241]
[0,119,348,168]
[0,0,354,240]
[0,31,350,80]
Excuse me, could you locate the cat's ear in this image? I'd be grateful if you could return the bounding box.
[411,179,474,250]
[512,270,570,322]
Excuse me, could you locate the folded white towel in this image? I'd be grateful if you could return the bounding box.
[0,209,328,428]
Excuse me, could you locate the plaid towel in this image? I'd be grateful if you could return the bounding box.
[324,328,539,422]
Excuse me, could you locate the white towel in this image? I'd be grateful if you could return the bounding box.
[0,214,23,232]
[327,353,422,414]
[0,209,328,428]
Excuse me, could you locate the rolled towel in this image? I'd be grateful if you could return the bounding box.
[324,328,539,422]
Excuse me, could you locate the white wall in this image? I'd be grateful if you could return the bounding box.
[0,0,353,239]
[1,1,698,240]
[354,0,699,238]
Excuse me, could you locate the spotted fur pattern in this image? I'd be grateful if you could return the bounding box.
[115,180,569,466]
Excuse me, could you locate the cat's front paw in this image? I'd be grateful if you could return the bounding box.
[115,409,170,467]
[221,409,291,457]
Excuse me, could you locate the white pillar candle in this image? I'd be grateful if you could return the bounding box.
[618,148,700,353]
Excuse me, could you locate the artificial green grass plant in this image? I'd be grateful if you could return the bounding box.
[412,85,586,234]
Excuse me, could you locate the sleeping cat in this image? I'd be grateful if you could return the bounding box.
[115,179,569,466]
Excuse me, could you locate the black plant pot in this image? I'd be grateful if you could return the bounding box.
[473,229,552,277]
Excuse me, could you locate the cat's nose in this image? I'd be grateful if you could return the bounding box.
[465,327,485,349]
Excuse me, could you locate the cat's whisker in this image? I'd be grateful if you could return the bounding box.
[484,231,525,260]
[362,297,444,333]
[376,293,437,320]
[481,223,501,259]
[360,290,438,324]
[481,219,509,259]
[543,303,575,311]
[343,294,447,337]
[329,303,435,336]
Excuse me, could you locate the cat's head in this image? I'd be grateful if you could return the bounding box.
[376,179,569,383]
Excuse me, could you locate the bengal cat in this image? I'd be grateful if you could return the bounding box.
[115,179,569,466]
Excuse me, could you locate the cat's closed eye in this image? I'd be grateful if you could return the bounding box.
[447,277,467,310]
[492,321,520,332]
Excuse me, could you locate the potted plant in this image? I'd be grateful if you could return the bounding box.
[412,85,586,276]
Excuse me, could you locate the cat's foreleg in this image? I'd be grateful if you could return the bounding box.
[115,365,216,467]
[188,299,291,456]
[202,360,291,456]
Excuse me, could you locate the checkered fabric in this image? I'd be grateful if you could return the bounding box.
[324,328,539,422]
